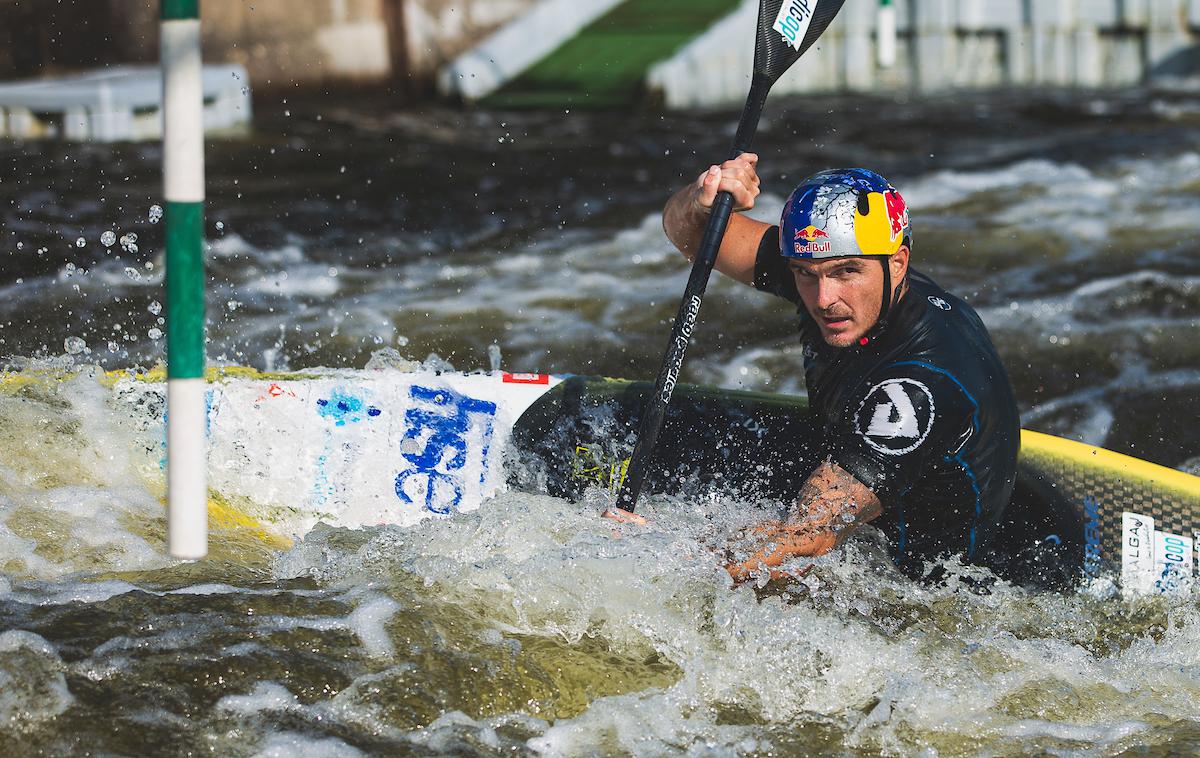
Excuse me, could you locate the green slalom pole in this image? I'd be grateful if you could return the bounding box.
[162,0,208,559]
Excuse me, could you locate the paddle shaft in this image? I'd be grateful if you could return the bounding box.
[615,74,771,513]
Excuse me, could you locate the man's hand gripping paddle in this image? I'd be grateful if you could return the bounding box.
[606,0,847,521]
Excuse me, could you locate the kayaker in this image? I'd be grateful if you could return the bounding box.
[615,155,1077,589]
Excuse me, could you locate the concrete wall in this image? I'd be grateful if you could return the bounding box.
[404,0,538,82]
[97,0,397,88]
[0,0,143,78]
[648,0,1200,108]
[198,0,392,85]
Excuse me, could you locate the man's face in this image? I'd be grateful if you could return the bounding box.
[789,256,885,348]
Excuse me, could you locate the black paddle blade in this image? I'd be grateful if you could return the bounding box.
[755,0,847,83]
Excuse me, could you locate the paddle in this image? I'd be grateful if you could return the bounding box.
[612,0,847,515]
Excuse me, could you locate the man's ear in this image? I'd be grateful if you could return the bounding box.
[890,245,910,282]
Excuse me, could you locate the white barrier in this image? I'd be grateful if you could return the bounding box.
[0,64,251,142]
[647,0,1200,108]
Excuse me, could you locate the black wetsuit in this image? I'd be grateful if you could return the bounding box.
[753,228,1039,582]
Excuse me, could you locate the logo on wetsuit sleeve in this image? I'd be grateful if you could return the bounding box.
[854,378,936,455]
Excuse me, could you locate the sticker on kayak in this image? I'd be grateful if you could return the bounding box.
[572,445,628,493]
[774,0,819,52]
[1121,511,1195,594]
[1122,512,1155,594]
[502,373,550,385]
[1153,530,1193,594]
[394,385,497,515]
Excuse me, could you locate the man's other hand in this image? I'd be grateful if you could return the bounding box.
[601,507,648,525]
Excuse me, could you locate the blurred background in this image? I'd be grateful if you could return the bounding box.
[3,0,1198,101]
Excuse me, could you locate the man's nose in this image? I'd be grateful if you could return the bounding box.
[816,278,840,311]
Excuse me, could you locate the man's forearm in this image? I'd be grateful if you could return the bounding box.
[662,182,708,261]
[725,460,883,582]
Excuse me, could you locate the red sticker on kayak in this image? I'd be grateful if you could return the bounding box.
[502,372,550,385]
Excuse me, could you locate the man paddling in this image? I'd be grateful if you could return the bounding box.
[616,156,1073,588]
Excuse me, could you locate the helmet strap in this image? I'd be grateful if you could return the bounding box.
[859,256,905,347]
[879,257,892,323]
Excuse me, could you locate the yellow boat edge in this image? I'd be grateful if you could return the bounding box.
[1020,428,1200,501]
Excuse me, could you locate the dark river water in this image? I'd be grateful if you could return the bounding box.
[1,87,1199,755]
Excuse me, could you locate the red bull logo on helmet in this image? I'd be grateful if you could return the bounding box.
[795,225,829,241]
[793,224,832,255]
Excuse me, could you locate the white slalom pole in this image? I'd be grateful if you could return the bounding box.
[878,0,897,69]
[162,0,208,559]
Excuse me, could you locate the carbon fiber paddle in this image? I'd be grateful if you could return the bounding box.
[614,0,848,514]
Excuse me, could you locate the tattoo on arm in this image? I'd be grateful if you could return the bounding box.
[726,460,883,580]
[781,460,883,555]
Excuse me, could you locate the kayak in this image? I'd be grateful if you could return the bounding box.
[93,368,1200,592]
[512,374,1200,593]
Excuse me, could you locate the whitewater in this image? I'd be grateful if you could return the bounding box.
[2,88,1199,755]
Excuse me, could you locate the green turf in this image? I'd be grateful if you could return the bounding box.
[483,0,738,109]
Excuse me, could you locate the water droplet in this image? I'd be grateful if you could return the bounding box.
[215,221,225,231]
[64,336,86,354]
[148,204,163,224]
[124,267,142,281]
[120,232,138,246]
[148,300,162,315]
[100,231,116,247]
[107,340,119,353]
[148,328,163,340]
[75,237,86,248]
